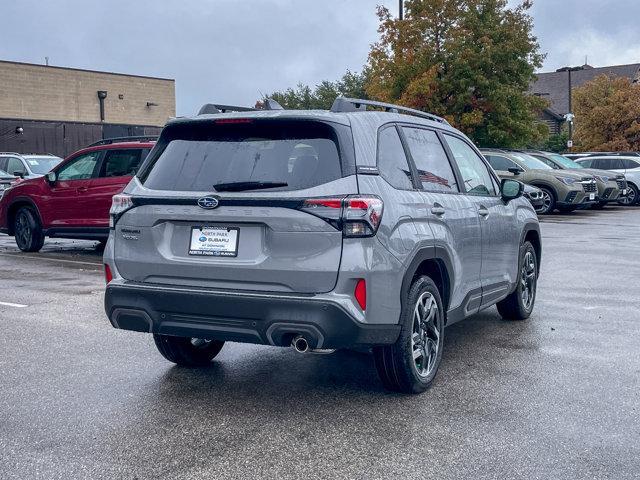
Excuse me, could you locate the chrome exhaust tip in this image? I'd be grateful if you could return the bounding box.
[292,335,309,353]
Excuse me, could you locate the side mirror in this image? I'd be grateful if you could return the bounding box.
[46,171,57,184]
[507,167,523,175]
[501,179,524,202]
[13,171,25,179]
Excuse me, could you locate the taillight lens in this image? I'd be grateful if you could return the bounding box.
[104,263,113,284]
[342,196,383,237]
[109,194,134,228]
[299,195,383,237]
[354,279,366,310]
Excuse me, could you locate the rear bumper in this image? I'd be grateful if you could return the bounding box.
[104,282,400,349]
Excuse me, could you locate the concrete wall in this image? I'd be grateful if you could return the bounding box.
[0,60,175,127]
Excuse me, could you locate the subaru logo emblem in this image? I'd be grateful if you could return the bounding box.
[197,196,219,209]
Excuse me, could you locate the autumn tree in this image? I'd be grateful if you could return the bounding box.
[265,70,368,110]
[573,75,640,151]
[366,0,547,147]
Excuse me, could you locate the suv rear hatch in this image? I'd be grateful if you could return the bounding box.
[112,117,357,294]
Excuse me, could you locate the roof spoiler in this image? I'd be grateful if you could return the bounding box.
[330,97,450,125]
[197,98,284,115]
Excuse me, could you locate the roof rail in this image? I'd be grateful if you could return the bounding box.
[197,98,284,115]
[330,97,450,125]
[88,135,158,147]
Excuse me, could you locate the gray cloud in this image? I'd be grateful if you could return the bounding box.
[1,0,639,116]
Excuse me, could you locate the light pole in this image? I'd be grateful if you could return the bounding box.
[399,0,403,20]
[556,66,582,150]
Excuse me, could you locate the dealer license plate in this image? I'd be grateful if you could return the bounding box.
[623,189,628,195]
[189,226,239,256]
[589,193,596,200]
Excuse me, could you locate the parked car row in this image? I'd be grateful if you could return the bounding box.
[481,149,635,214]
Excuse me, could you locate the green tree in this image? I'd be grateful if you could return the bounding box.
[264,70,368,110]
[573,75,640,151]
[366,0,547,147]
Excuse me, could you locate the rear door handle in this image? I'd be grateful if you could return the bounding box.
[430,205,445,216]
[77,187,88,193]
[478,206,489,218]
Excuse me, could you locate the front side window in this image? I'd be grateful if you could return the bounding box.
[57,152,100,181]
[402,127,458,192]
[100,149,143,178]
[6,158,26,176]
[377,126,414,190]
[485,154,519,172]
[444,135,496,196]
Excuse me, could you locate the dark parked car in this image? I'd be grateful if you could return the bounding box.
[0,137,155,251]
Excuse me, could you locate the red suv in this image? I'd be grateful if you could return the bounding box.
[0,137,155,252]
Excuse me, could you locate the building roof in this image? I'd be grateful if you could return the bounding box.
[0,59,174,82]
[530,63,640,116]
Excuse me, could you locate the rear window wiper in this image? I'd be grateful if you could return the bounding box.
[212,181,288,192]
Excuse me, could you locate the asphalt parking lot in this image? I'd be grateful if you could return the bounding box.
[1,206,639,480]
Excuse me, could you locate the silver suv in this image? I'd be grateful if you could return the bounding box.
[104,98,541,394]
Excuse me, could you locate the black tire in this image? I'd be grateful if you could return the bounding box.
[153,334,224,367]
[14,207,45,252]
[536,187,556,214]
[497,241,538,321]
[618,183,638,206]
[373,276,445,394]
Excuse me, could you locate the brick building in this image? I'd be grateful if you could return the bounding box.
[0,60,175,157]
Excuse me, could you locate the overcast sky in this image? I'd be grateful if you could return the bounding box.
[2,0,639,116]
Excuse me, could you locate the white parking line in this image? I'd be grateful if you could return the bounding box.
[0,301,28,308]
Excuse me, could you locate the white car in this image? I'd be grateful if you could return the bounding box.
[0,153,63,179]
[576,156,640,205]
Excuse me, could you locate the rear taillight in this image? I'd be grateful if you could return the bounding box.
[109,194,134,228]
[354,279,366,310]
[104,264,113,284]
[299,195,383,237]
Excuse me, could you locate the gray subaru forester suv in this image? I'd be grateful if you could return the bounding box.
[104,98,541,394]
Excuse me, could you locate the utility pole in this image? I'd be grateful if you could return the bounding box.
[399,0,403,20]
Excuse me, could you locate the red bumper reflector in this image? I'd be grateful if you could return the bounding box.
[104,264,113,284]
[354,279,366,310]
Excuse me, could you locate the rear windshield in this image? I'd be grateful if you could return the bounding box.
[140,120,347,192]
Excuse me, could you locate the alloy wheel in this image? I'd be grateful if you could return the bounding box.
[190,338,212,348]
[619,186,636,205]
[537,190,553,214]
[411,291,441,378]
[15,212,31,248]
[520,251,536,310]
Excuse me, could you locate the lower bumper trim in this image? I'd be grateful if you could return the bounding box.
[105,283,400,349]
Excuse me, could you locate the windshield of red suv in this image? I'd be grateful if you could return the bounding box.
[23,155,63,174]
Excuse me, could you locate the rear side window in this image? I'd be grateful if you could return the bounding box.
[622,158,640,169]
[402,127,458,192]
[377,126,414,190]
[100,149,143,178]
[141,120,346,192]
